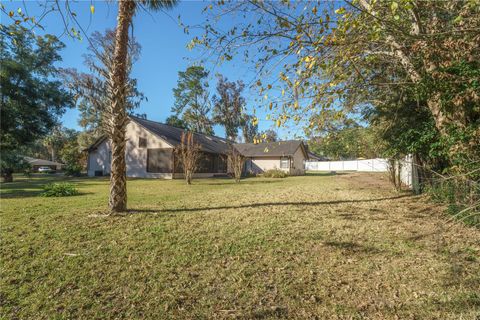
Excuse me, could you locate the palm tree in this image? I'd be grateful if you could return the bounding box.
[107,0,177,213]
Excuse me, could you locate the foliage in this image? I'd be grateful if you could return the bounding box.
[59,138,84,176]
[60,29,144,136]
[241,114,259,143]
[426,177,479,227]
[41,182,79,197]
[175,132,201,185]
[308,125,379,160]
[0,25,72,182]
[0,153,29,182]
[228,145,246,182]
[212,75,247,140]
[259,129,278,143]
[166,115,188,129]
[193,0,479,176]
[172,66,213,135]
[0,25,72,153]
[263,169,288,178]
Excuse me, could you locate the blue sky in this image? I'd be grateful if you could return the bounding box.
[3,0,305,139]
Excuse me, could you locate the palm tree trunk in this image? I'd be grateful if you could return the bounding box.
[107,0,136,213]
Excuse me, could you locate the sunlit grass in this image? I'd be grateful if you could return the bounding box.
[1,173,479,319]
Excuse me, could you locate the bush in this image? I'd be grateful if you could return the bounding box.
[64,164,82,177]
[263,169,288,178]
[42,182,79,197]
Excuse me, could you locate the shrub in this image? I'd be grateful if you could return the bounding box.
[64,164,82,177]
[263,169,288,178]
[42,182,79,197]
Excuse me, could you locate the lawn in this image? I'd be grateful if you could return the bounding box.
[1,173,479,319]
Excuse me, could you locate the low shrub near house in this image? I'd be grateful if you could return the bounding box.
[263,169,288,178]
[42,182,79,197]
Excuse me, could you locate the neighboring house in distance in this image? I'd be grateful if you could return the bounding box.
[86,116,230,179]
[24,157,64,172]
[307,151,328,161]
[234,140,308,176]
[86,116,309,179]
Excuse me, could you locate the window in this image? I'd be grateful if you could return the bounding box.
[280,157,290,169]
[139,137,147,148]
[147,149,172,173]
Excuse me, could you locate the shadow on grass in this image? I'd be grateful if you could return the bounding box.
[1,191,93,199]
[202,179,282,186]
[305,171,349,177]
[324,240,383,254]
[127,194,412,215]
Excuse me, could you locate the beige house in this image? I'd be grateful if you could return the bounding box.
[235,140,308,176]
[86,116,308,179]
[86,116,229,179]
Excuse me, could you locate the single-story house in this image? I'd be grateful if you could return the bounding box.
[24,157,64,171]
[307,151,328,161]
[86,116,309,178]
[234,140,308,176]
[86,116,230,179]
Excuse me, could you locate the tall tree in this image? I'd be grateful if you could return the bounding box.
[0,25,72,181]
[260,130,278,143]
[241,114,259,143]
[60,29,144,138]
[166,115,188,129]
[194,0,479,177]
[172,66,213,135]
[212,75,246,140]
[106,0,177,213]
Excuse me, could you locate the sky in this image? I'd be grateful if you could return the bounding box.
[3,0,303,139]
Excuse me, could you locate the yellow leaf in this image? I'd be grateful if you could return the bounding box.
[90,5,95,14]
[281,89,285,96]
[276,119,281,127]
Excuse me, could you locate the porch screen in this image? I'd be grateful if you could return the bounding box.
[147,148,172,173]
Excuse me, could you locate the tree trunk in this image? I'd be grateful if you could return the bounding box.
[2,172,13,183]
[107,0,136,213]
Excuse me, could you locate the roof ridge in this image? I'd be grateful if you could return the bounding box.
[129,115,232,143]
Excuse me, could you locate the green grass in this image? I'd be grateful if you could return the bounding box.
[1,173,479,319]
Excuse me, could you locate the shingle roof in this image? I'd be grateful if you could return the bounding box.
[24,157,64,166]
[233,140,305,157]
[131,116,231,154]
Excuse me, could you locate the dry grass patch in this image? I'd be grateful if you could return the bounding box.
[1,173,479,319]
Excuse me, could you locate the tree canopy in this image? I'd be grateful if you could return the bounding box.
[172,65,213,135]
[192,0,479,178]
[0,25,72,181]
[0,25,72,152]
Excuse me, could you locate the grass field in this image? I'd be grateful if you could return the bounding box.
[1,173,479,319]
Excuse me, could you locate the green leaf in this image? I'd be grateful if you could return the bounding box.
[391,2,398,12]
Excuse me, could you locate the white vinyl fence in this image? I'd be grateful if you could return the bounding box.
[305,158,389,172]
[305,156,418,190]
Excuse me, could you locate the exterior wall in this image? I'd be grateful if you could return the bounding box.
[87,120,226,179]
[124,121,173,179]
[87,139,111,176]
[290,147,306,175]
[247,157,285,174]
[87,121,174,178]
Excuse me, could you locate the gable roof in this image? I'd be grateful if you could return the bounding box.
[130,116,231,154]
[234,140,307,158]
[24,156,64,167]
